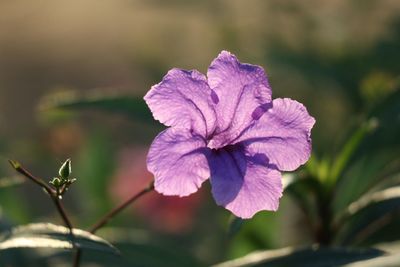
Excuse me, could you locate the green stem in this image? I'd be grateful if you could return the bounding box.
[9,160,76,265]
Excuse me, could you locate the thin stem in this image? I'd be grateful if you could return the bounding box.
[73,250,82,267]
[10,160,155,267]
[9,160,55,195]
[53,195,73,229]
[9,160,76,267]
[73,181,154,267]
[9,160,73,230]
[89,181,154,233]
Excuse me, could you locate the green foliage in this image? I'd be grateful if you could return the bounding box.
[40,90,153,123]
[214,246,384,267]
[75,228,203,267]
[343,253,400,267]
[328,119,377,187]
[19,227,204,267]
[280,88,400,247]
[336,187,400,246]
[0,223,118,254]
[0,249,51,267]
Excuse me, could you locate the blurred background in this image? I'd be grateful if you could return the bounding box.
[0,0,399,266]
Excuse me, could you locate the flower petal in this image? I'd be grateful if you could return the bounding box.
[147,128,211,197]
[207,51,272,148]
[237,98,315,171]
[144,68,216,137]
[208,145,283,219]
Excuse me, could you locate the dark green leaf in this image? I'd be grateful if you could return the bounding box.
[329,119,376,186]
[50,227,203,267]
[39,90,153,123]
[343,253,400,267]
[0,223,118,254]
[346,187,400,216]
[333,89,400,213]
[333,151,398,213]
[0,248,52,267]
[100,227,202,267]
[335,187,400,246]
[213,246,384,267]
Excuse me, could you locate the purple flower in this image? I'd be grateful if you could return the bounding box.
[144,51,315,219]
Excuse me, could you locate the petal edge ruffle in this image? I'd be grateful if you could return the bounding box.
[237,98,315,171]
[144,68,217,138]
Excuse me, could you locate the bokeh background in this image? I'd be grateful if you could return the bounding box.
[0,0,399,266]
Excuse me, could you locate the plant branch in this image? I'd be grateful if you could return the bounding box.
[9,160,55,195]
[8,161,74,235]
[73,250,82,267]
[9,160,77,267]
[52,195,73,229]
[10,160,154,267]
[73,181,154,267]
[89,181,154,233]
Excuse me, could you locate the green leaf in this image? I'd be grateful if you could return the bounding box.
[335,187,400,246]
[332,89,400,213]
[51,227,203,267]
[213,246,384,267]
[343,253,400,267]
[39,90,153,123]
[346,186,400,216]
[49,177,61,188]
[0,223,118,254]
[103,228,203,267]
[0,248,52,267]
[329,119,376,186]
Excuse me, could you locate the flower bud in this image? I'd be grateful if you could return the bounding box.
[59,159,71,180]
[49,177,61,188]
